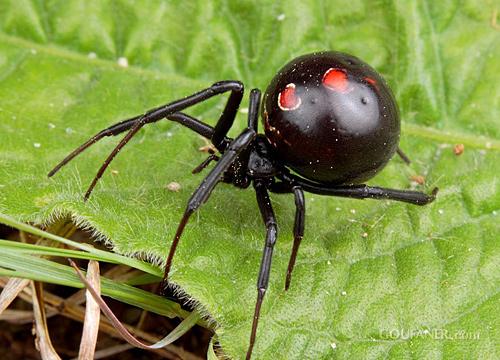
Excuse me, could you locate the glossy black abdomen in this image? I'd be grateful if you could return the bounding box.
[262,51,400,185]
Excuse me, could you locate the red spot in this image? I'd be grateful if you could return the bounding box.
[323,68,349,92]
[278,83,301,111]
[364,77,377,87]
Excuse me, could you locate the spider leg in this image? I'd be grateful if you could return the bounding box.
[396,147,412,165]
[246,180,278,360]
[49,81,244,200]
[162,128,256,282]
[163,89,261,284]
[163,134,256,283]
[191,88,261,175]
[279,173,438,205]
[47,112,220,177]
[285,186,305,291]
[191,153,220,174]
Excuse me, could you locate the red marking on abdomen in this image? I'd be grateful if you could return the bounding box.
[365,77,376,85]
[323,68,348,92]
[278,83,301,111]
[364,77,378,88]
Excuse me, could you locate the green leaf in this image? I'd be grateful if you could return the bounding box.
[0,1,499,359]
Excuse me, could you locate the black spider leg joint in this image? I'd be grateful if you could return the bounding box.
[162,89,262,285]
[47,81,244,200]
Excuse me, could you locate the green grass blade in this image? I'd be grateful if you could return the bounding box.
[0,213,160,276]
[0,251,190,320]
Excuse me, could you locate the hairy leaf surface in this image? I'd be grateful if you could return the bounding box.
[0,1,499,358]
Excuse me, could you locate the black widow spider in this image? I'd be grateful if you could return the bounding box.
[48,51,437,359]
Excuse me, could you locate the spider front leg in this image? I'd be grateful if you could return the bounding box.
[246,180,278,360]
[48,81,244,200]
[47,112,217,178]
[162,89,261,284]
[162,128,256,282]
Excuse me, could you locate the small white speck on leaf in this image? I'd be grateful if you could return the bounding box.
[166,132,173,138]
[362,232,368,238]
[239,107,249,114]
[330,342,337,350]
[341,291,347,296]
[166,182,181,192]
[48,123,56,129]
[65,127,73,134]
[33,142,41,148]
[493,210,497,216]
[111,170,119,175]
[277,13,286,21]
[438,209,444,214]
[335,207,341,211]
[117,57,129,67]
[350,209,356,214]
[88,52,97,59]
[327,260,331,265]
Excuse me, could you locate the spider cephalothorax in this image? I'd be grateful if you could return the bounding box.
[49,51,437,359]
